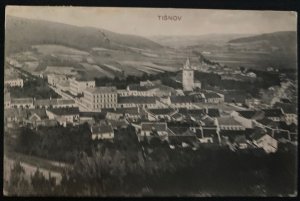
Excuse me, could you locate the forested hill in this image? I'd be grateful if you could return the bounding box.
[5,16,163,54]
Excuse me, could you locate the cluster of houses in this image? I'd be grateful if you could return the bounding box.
[4,58,297,154]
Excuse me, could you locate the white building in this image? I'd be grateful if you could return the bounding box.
[251,132,278,153]
[47,74,67,87]
[5,78,24,88]
[69,78,95,96]
[91,124,114,140]
[83,86,118,111]
[182,58,194,91]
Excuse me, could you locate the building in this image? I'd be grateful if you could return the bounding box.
[56,80,70,92]
[47,74,67,87]
[69,78,95,96]
[182,58,194,91]
[231,110,265,128]
[4,93,11,109]
[105,112,123,121]
[196,127,219,144]
[83,87,118,111]
[139,122,169,141]
[11,98,34,109]
[245,98,261,109]
[273,102,297,125]
[262,109,285,122]
[145,108,178,121]
[117,96,157,109]
[91,123,114,140]
[216,116,245,131]
[126,84,157,97]
[34,98,76,109]
[46,107,80,126]
[204,92,224,103]
[250,131,278,153]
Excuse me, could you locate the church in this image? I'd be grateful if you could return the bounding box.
[182,58,201,91]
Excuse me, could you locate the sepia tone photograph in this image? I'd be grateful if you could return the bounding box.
[3,6,298,196]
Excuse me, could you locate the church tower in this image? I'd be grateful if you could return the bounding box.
[182,57,194,91]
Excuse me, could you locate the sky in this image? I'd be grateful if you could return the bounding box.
[6,6,297,37]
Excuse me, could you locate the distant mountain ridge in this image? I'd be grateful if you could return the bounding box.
[5,16,163,54]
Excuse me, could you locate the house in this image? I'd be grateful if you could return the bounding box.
[46,107,80,127]
[170,112,184,122]
[216,116,245,131]
[206,108,220,118]
[11,98,34,109]
[117,96,157,109]
[69,77,95,96]
[203,92,224,103]
[126,84,158,96]
[5,76,24,88]
[273,102,297,125]
[139,122,168,141]
[47,74,67,87]
[168,126,198,146]
[262,108,284,122]
[105,112,124,121]
[91,123,114,140]
[250,131,278,153]
[107,119,129,129]
[26,109,57,128]
[34,98,76,109]
[145,108,178,121]
[196,127,220,144]
[83,87,118,110]
[245,98,261,109]
[4,93,11,109]
[56,80,70,92]
[170,96,193,108]
[233,135,251,149]
[231,110,265,128]
[4,108,28,127]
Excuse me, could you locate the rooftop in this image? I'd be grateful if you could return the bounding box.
[128,84,157,91]
[204,92,222,99]
[11,98,33,104]
[273,102,297,114]
[91,124,113,134]
[47,107,79,116]
[118,96,156,104]
[147,108,177,115]
[207,108,220,117]
[217,116,242,126]
[141,122,167,132]
[237,110,265,120]
[262,109,284,117]
[86,86,117,94]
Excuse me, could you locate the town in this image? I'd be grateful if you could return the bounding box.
[4,7,298,196]
[5,56,297,154]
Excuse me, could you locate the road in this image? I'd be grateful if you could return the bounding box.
[49,85,91,112]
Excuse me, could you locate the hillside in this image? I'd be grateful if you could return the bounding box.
[150,34,253,48]
[228,31,297,53]
[5,16,163,54]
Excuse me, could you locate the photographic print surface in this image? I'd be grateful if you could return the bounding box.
[3,6,298,196]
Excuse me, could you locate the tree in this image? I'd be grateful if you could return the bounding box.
[7,161,32,196]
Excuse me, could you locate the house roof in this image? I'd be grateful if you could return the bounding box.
[196,128,218,138]
[91,124,113,134]
[28,109,48,119]
[147,108,176,115]
[118,96,156,104]
[237,110,265,120]
[170,96,193,103]
[141,122,167,132]
[234,135,248,144]
[273,102,297,114]
[47,107,79,116]
[127,84,156,91]
[262,109,284,117]
[204,92,222,99]
[217,116,242,126]
[107,119,128,128]
[86,86,117,94]
[116,107,140,115]
[168,127,196,137]
[200,116,216,127]
[35,99,75,106]
[250,131,267,141]
[11,98,33,105]
[171,113,182,119]
[207,108,220,117]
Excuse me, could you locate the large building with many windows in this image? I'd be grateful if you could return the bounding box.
[83,86,118,111]
[69,78,95,96]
